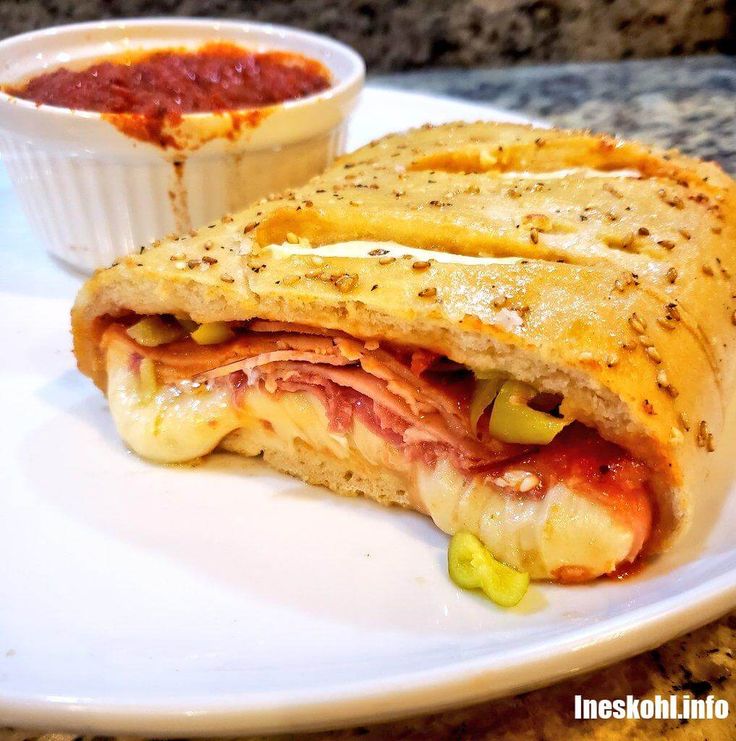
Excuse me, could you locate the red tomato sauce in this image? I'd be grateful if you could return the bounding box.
[507,424,650,506]
[500,424,654,564]
[5,43,331,148]
[6,42,331,114]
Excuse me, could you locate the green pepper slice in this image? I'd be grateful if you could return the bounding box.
[190,321,235,345]
[126,316,183,347]
[448,531,529,607]
[469,372,506,431]
[479,558,530,608]
[488,379,569,445]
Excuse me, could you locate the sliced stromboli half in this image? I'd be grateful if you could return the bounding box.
[72,122,736,583]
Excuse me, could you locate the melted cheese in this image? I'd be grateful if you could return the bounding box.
[106,341,633,580]
[268,241,525,265]
[498,168,642,179]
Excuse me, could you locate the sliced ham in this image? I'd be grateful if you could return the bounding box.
[103,320,525,469]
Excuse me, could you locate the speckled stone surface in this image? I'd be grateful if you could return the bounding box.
[374,55,736,173]
[2,55,736,739]
[0,0,734,71]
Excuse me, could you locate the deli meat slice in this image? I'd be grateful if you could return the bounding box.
[103,322,525,468]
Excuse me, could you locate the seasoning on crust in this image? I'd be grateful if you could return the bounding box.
[72,121,736,582]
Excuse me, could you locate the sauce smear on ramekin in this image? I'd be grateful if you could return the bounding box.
[4,42,331,148]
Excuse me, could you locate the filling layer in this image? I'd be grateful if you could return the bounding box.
[101,318,654,582]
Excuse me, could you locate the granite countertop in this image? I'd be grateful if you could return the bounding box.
[376,54,736,174]
[3,55,736,741]
[0,0,732,70]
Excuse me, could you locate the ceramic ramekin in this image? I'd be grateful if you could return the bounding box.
[0,19,364,272]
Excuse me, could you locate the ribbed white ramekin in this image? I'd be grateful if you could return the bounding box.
[0,19,364,272]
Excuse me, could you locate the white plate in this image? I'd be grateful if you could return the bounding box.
[1,86,735,736]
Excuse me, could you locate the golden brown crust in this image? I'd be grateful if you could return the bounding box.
[72,120,736,554]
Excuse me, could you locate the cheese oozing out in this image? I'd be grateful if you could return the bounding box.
[106,341,635,580]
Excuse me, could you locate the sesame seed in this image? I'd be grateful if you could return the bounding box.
[305,269,322,279]
[657,239,675,250]
[637,227,650,236]
[202,255,218,265]
[697,421,715,451]
[657,317,676,331]
[731,310,736,326]
[629,313,646,334]
[220,273,235,283]
[645,346,662,363]
[578,351,594,362]
[309,256,324,266]
[606,353,619,367]
[519,474,540,493]
[282,274,300,286]
[643,399,655,415]
[170,253,185,261]
[378,256,396,265]
[702,264,715,276]
[492,295,507,308]
[221,214,234,223]
[174,260,187,270]
[368,248,389,256]
[530,227,539,244]
[697,420,708,447]
[678,412,690,431]
[286,232,299,244]
[418,287,437,298]
[335,274,358,293]
[638,334,654,348]
[412,260,431,271]
[666,267,678,284]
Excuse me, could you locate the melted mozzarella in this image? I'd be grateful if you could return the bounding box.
[106,342,633,580]
[268,241,525,265]
[498,168,642,179]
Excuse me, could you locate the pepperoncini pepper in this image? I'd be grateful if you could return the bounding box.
[488,379,569,445]
[448,532,529,607]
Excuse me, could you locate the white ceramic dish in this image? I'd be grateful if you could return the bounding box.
[1,87,735,736]
[0,19,364,272]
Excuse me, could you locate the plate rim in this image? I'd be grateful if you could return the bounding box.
[1,569,734,735]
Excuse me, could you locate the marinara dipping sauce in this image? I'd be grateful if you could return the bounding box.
[5,43,331,146]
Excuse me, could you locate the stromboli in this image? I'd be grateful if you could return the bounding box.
[71,121,736,582]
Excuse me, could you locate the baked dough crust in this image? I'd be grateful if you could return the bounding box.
[73,121,736,554]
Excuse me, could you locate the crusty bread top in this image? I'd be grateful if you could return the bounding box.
[72,121,736,549]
